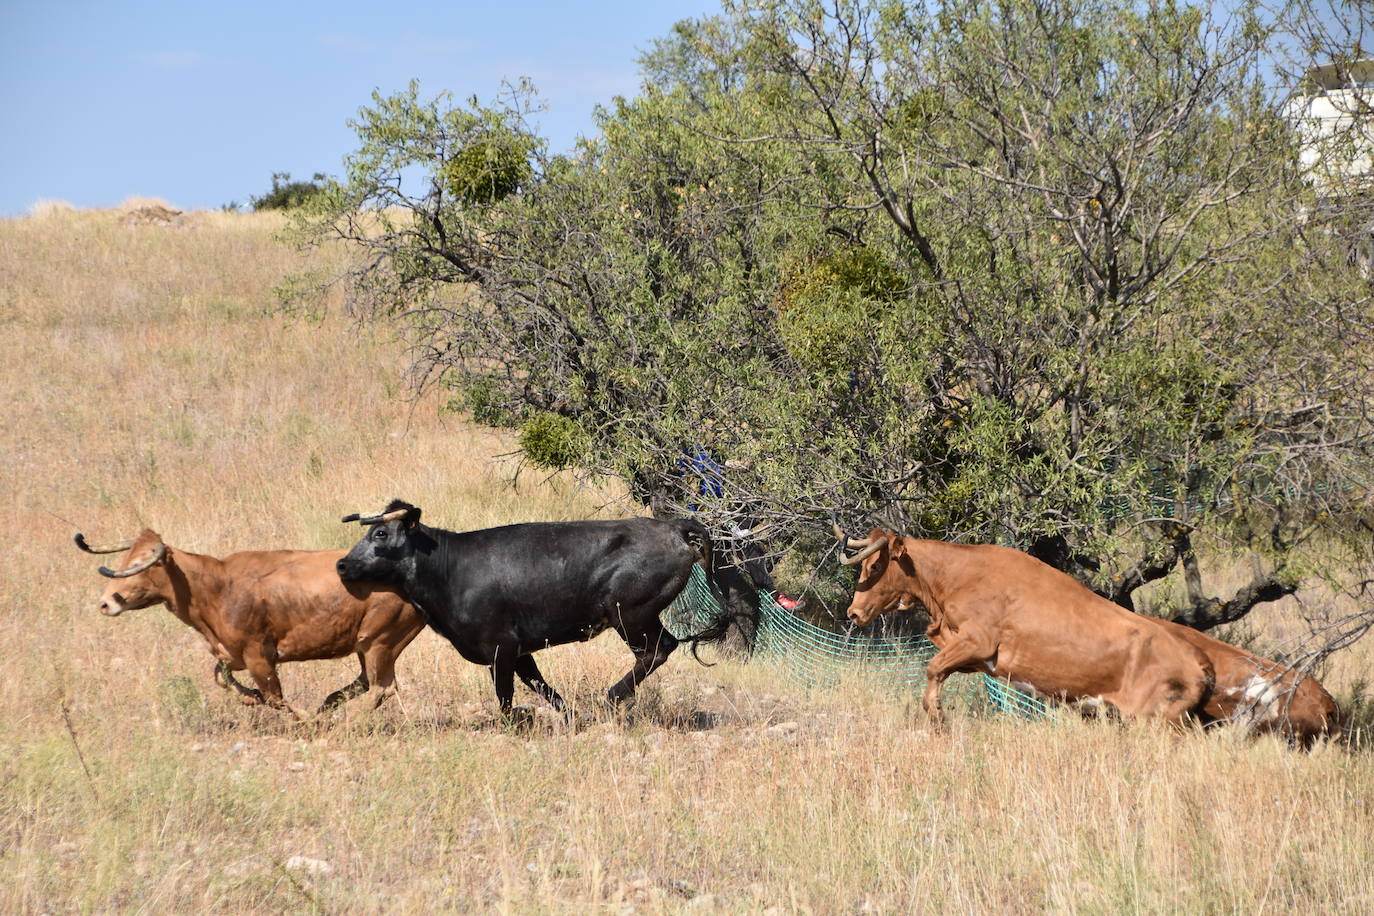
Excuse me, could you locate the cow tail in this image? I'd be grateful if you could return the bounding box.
[677,520,757,661]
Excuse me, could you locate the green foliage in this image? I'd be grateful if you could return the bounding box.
[446,377,523,427]
[519,413,588,470]
[291,0,1374,634]
[443,134,533,204]
[250,172,329,211]
[777,247,909,376]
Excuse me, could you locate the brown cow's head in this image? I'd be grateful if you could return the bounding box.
[75,529,171,616]
[836,525,916,626]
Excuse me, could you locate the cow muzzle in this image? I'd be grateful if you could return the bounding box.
[99,594,126,617]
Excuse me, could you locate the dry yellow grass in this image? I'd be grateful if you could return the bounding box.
[2,208,1372,914]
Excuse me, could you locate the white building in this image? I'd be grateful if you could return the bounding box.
[1286,59,1374,197]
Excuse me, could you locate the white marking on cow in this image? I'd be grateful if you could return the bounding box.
[984,661,996,674]
[1240,675,1282,722]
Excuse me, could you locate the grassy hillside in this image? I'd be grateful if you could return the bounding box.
[1,204,1371,913]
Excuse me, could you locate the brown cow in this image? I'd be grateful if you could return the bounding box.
[1153,619,1340,746]
[76,529,424,719]
[835,526,1214,728]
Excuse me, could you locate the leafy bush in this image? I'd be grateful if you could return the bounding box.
[777,247,908,376]
[445,377,523,427]
[518,413,588,470]
[251,172,329,211]
[156,675,207,731]
[443,135,532,205]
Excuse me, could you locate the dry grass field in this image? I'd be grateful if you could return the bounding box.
[2,203,1373,914]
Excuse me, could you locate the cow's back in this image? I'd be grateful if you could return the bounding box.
[436,519,695,600]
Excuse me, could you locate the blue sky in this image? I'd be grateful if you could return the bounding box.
[0,1,719,215]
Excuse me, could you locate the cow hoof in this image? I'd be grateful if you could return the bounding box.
[236,689,265,706]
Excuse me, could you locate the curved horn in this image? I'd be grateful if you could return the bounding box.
[838,537,888,567]
[832,523,873,549]
[74,533,135,555]
[343,508,410,526]
[98,541,166,578]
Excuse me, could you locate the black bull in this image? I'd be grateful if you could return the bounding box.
[336,500,749,714]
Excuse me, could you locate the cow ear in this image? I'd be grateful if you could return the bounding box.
[889,536,906,560]
[404,506,422,528]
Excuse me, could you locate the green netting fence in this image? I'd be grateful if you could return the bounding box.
[663,565,1048,720]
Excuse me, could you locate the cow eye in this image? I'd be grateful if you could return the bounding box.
[372,528,387,540]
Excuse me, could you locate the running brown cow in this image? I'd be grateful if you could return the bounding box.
[834,525,1215,728]
[1153,619,1340,746]
[76,529,424,719]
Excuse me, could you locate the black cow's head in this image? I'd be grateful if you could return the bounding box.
[337,499,424,584]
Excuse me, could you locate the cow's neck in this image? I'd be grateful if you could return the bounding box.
[900,539,962,621]
[161,549,229,641]
[408,526,459,613]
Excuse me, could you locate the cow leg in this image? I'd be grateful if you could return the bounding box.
[514,654,567,713]
[318,656,370,714]
[1113,671,1210,726]
[360,642,402,711]
[1109,631,1212,727]
[242,649,311,721]
[923,629,997,730]
[214,660,264,705]
[607,621,680,705]
[330,619,423,715]
[490,655,516,715]
[362,617,423,711]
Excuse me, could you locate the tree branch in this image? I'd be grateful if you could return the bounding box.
[1104,523,1193,610]
[1170,570,1298,631]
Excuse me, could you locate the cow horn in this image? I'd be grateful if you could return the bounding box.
[839,537,887,566]
[342,508,410,525]
[834,522,889,566]
[98,540,166,578]
[74,533,135,555]
[832,523,873,549]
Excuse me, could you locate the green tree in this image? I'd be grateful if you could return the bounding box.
[289,1,1374,660]
[251,171,330,211]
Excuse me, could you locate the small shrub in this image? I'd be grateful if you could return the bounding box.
[442,136,532,205]
[251,172,329,211]
[1337,677,1373,750]
[519,413,587,470]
